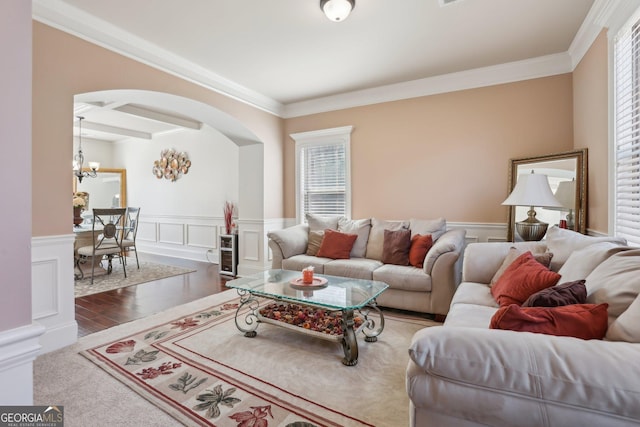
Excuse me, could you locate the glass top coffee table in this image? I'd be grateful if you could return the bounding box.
[226,269,389,366]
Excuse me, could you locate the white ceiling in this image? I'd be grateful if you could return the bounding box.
[33,0,603,141]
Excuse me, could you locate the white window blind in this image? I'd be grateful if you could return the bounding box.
[290,126,352,222]
[301,143,346,215]
[614,18,640,246]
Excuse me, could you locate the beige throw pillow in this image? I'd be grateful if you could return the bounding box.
[338,217,372,258]
[306,213,341,232]
[306,230,324,256]
[545,226,627,272]
[365,218,409,261]
[586,249,640,324]
[607,294,640,342]
[558,241,629,283]
[410,218,447,241]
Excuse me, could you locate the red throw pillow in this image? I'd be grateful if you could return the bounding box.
[409,234,433,268]
[382,229,411,265]
[316,229,358,259]
[490,303,609,340]
[490,251,561,306]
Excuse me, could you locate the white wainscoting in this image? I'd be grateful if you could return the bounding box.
[136,214,220,262]
[448,222,508,244]
[31,234,78,354]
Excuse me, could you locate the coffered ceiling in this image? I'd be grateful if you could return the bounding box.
[33,0,607,141]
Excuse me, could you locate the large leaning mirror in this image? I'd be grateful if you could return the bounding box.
[506,149,587,242]
[73,168,127,210]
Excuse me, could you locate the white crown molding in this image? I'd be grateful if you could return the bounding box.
[282,53,573,118]
[31,0,284,117]
[32,0,624,119]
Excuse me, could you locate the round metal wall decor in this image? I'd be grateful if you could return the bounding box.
[152,149,191,182]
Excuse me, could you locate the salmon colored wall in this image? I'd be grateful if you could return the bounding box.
[283,75,574,222]
[32,22,284,237]
[573,30,609,234]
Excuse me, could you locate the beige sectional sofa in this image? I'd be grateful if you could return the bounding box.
[267,216,467,316]
[406,227,640,426]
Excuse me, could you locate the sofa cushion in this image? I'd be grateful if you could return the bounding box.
[607,294,640,342]
[545,226,627,271]
[410,217,447,241]
[282,255,333,274]
[586,249,640,323]
[365,218,409,261]
[409,234,433,268]
[558,241,629,283]
[489,303,609,340]
[305,230,324,256]
[337,217,371,258]
[522,280,587,307]
[490,246,553,286]
[450,282,499,308]
[323,258,382,280]
[443,303,497,328]
[306,213,341,232]
[316,229,357,259]
[382,228,411,265]
[491,252,561,306]
[373,264,431,292]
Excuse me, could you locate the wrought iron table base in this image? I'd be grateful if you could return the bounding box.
[232,289,385,366]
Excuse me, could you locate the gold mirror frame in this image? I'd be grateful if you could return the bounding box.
[73,168,127,208]
[506,149,587,242]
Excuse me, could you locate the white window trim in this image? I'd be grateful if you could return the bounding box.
[609,4,640,242]
[290,126,353,224]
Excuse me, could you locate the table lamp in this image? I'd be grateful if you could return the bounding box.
[502,171,562,241]
[551,179,576,229]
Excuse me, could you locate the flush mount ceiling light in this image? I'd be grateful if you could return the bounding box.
[320,0,355,22]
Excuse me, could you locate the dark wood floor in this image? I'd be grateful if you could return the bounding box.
[75,253,229,337]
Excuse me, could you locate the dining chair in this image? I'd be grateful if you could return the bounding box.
[121,207,141,269]
[76,208,127,284]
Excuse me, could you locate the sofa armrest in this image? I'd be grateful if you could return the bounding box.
[267,224,309,268]
[423,229,466,275]
[461,241,547,284]
[424,229,466,316]
[408,326,640,421]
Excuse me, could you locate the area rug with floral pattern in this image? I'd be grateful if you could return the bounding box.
[80,289,438,426]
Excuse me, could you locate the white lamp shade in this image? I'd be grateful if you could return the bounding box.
[321,0,354,21]
[553,179,576,209]
[502,172,562,208]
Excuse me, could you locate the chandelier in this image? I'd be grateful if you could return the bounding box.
[73,116,100,183]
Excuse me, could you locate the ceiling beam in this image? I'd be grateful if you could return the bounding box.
[115,104,203,130]
[77,120,152,139]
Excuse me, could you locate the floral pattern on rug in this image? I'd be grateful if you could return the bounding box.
[81,298,356,427]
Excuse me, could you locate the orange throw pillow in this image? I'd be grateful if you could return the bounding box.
[490,303,609,340]
[316,229,358,259]
[409,234,433,268]
[491,251,561,306]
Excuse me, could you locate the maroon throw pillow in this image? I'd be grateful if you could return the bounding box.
[490,303,609,340]
[316,229,358,259]
[522,280,587,307]
[409,234,433,268]
[381,229,411,265]
[491,251,561,307]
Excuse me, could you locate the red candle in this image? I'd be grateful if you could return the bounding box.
[302,268,314,284]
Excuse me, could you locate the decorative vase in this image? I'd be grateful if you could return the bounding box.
[73,206,83,226]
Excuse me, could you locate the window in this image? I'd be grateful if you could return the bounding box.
[614,14,640,246]
[290,126,352,222]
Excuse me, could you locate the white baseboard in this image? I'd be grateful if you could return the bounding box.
[0,323,46,405]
